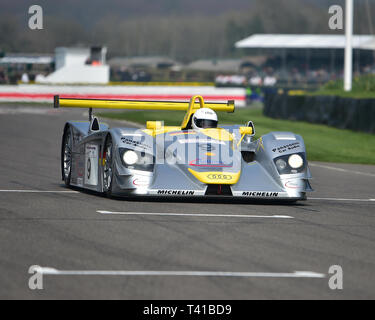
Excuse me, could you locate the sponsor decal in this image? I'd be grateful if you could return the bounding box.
[272,142,300,154]
[132,178,149,186]
[207,174,232,180]
[284,180,304,189]
[85,144,98,186]
[77,167,84,177]
[241,191,279,197]
[76,158,84,177]
[157,189,195,196]
[121,137,151,150]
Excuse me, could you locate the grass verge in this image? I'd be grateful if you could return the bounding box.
[98,107,375,164]
[308,74,375,99]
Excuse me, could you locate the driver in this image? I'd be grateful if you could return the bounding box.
[191,108,218,130]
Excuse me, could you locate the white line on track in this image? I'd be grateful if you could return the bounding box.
[35,267,325,278]
[0,190,79,193]
[310,197,375,202]
[97,210,293,219]
[309,163,375,177]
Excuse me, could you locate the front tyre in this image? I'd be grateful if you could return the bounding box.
[102,135,114,197]
[61,126,73,186]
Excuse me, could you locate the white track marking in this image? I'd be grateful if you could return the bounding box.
[0,190,78,193]
[35,267,325,278]
[97,210,293,219]
[310,197,375,202]
[309,163,375,177]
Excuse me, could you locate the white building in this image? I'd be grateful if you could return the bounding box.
[37,46,109,84]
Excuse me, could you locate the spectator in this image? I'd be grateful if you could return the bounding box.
[249,74,262,86]
[0,67,6,84]
[21,73,29,83]
[263,75,277,86]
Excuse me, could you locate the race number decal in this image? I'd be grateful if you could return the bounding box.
[85,144,98,186]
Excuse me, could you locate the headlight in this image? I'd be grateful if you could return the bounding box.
[273,152,306,174]
[275,158,287,170]
[288,154,303,169]
[123,150,138,165]
[119,148,155,172]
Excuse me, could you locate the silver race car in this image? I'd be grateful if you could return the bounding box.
[55,95,313,201]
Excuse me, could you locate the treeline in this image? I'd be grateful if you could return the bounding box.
[1,0,374,61]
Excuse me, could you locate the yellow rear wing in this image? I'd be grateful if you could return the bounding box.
[54,95,234,129]
[53,95,234,112]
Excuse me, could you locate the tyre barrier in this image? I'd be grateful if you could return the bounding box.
[264,92,375,134]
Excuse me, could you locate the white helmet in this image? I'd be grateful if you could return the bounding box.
[192,108,218,130]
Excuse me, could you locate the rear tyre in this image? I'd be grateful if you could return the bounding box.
[61,126,73,186]
[102,135,114,197]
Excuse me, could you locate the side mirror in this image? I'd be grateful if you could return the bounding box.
[237,126,253,147]
[246,121,255,136]
[90,117,100,132]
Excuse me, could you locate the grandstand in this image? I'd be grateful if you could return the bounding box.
[235,34,375,85]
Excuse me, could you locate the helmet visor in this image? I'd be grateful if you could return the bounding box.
[194,119,218,128]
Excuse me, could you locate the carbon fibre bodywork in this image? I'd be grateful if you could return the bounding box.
[61,119,313,201]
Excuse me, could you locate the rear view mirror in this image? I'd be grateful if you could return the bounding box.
[246,121,255,136]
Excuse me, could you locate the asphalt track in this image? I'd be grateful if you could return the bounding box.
[0,104,374,299]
